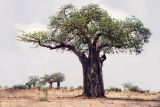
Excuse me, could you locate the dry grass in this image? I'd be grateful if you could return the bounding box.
[0,89,160,107]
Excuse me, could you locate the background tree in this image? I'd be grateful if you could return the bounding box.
[129,85,140,92]
[28,76,39,88]
[36,77,46,89]
[42,74,55,88]
[52,72,65,89]
[26,81,32,89]
[122,82,133,91]
[122,82,143,92]
[18,4,151,97]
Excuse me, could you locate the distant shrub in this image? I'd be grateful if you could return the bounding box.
[4,86,9,89]
[129,86,140,92]
[69,86,75,91]
[42,88,48,98]
[122,82,149,93]
[139,89,150,93]
[37,87,49,101]
[77,85,83,90]
[128,86,149,93]
[38,97,48,102]
[12,85,26,89]
[108,87,122,92]
[122,82,133,91]
[61,86,67,90]
[146,90,150,93]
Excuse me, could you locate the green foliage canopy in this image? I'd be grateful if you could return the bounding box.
[18,4,151,56]
[42,74,55,84]
[52,72,65,82]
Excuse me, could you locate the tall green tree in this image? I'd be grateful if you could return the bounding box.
[52,72,65,89]
[18,4,151,97]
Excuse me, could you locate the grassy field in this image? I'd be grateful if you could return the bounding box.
[0,89,160,107]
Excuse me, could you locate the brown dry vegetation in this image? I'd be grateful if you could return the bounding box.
[0,89,160,107]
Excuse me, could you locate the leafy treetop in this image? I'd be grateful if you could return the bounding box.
[18,4,151,56]
[52,72,65,82]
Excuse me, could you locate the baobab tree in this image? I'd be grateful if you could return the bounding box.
[52,72,65,89]
[18,4,151,97]
[42,74,55,88]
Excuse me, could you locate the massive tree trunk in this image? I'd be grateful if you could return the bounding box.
[79,45,105,97]
[82,60,104,97]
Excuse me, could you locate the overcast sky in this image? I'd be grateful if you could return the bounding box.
[0,0,160,91]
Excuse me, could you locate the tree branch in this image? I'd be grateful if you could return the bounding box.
[93,32,102,45]
[38,40,87,63]
[98,43,108,51]
[100,53,106,66]
[38,41,73,50]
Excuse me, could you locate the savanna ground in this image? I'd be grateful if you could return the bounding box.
[0,89,160,107]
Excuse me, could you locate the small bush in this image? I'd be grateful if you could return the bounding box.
[12,85,26,89]
[38,97,48,102]
[77,85,83,90]
[122,82,149,93]
[108,87,122,92]
[61,86,67,90]
[41,88,48,99]
[146,90,150,93]
[69,86,75,91]
[36,87,49,101]
[4,86,8,89]
[129,86,140,92]
[139,89,150,93]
